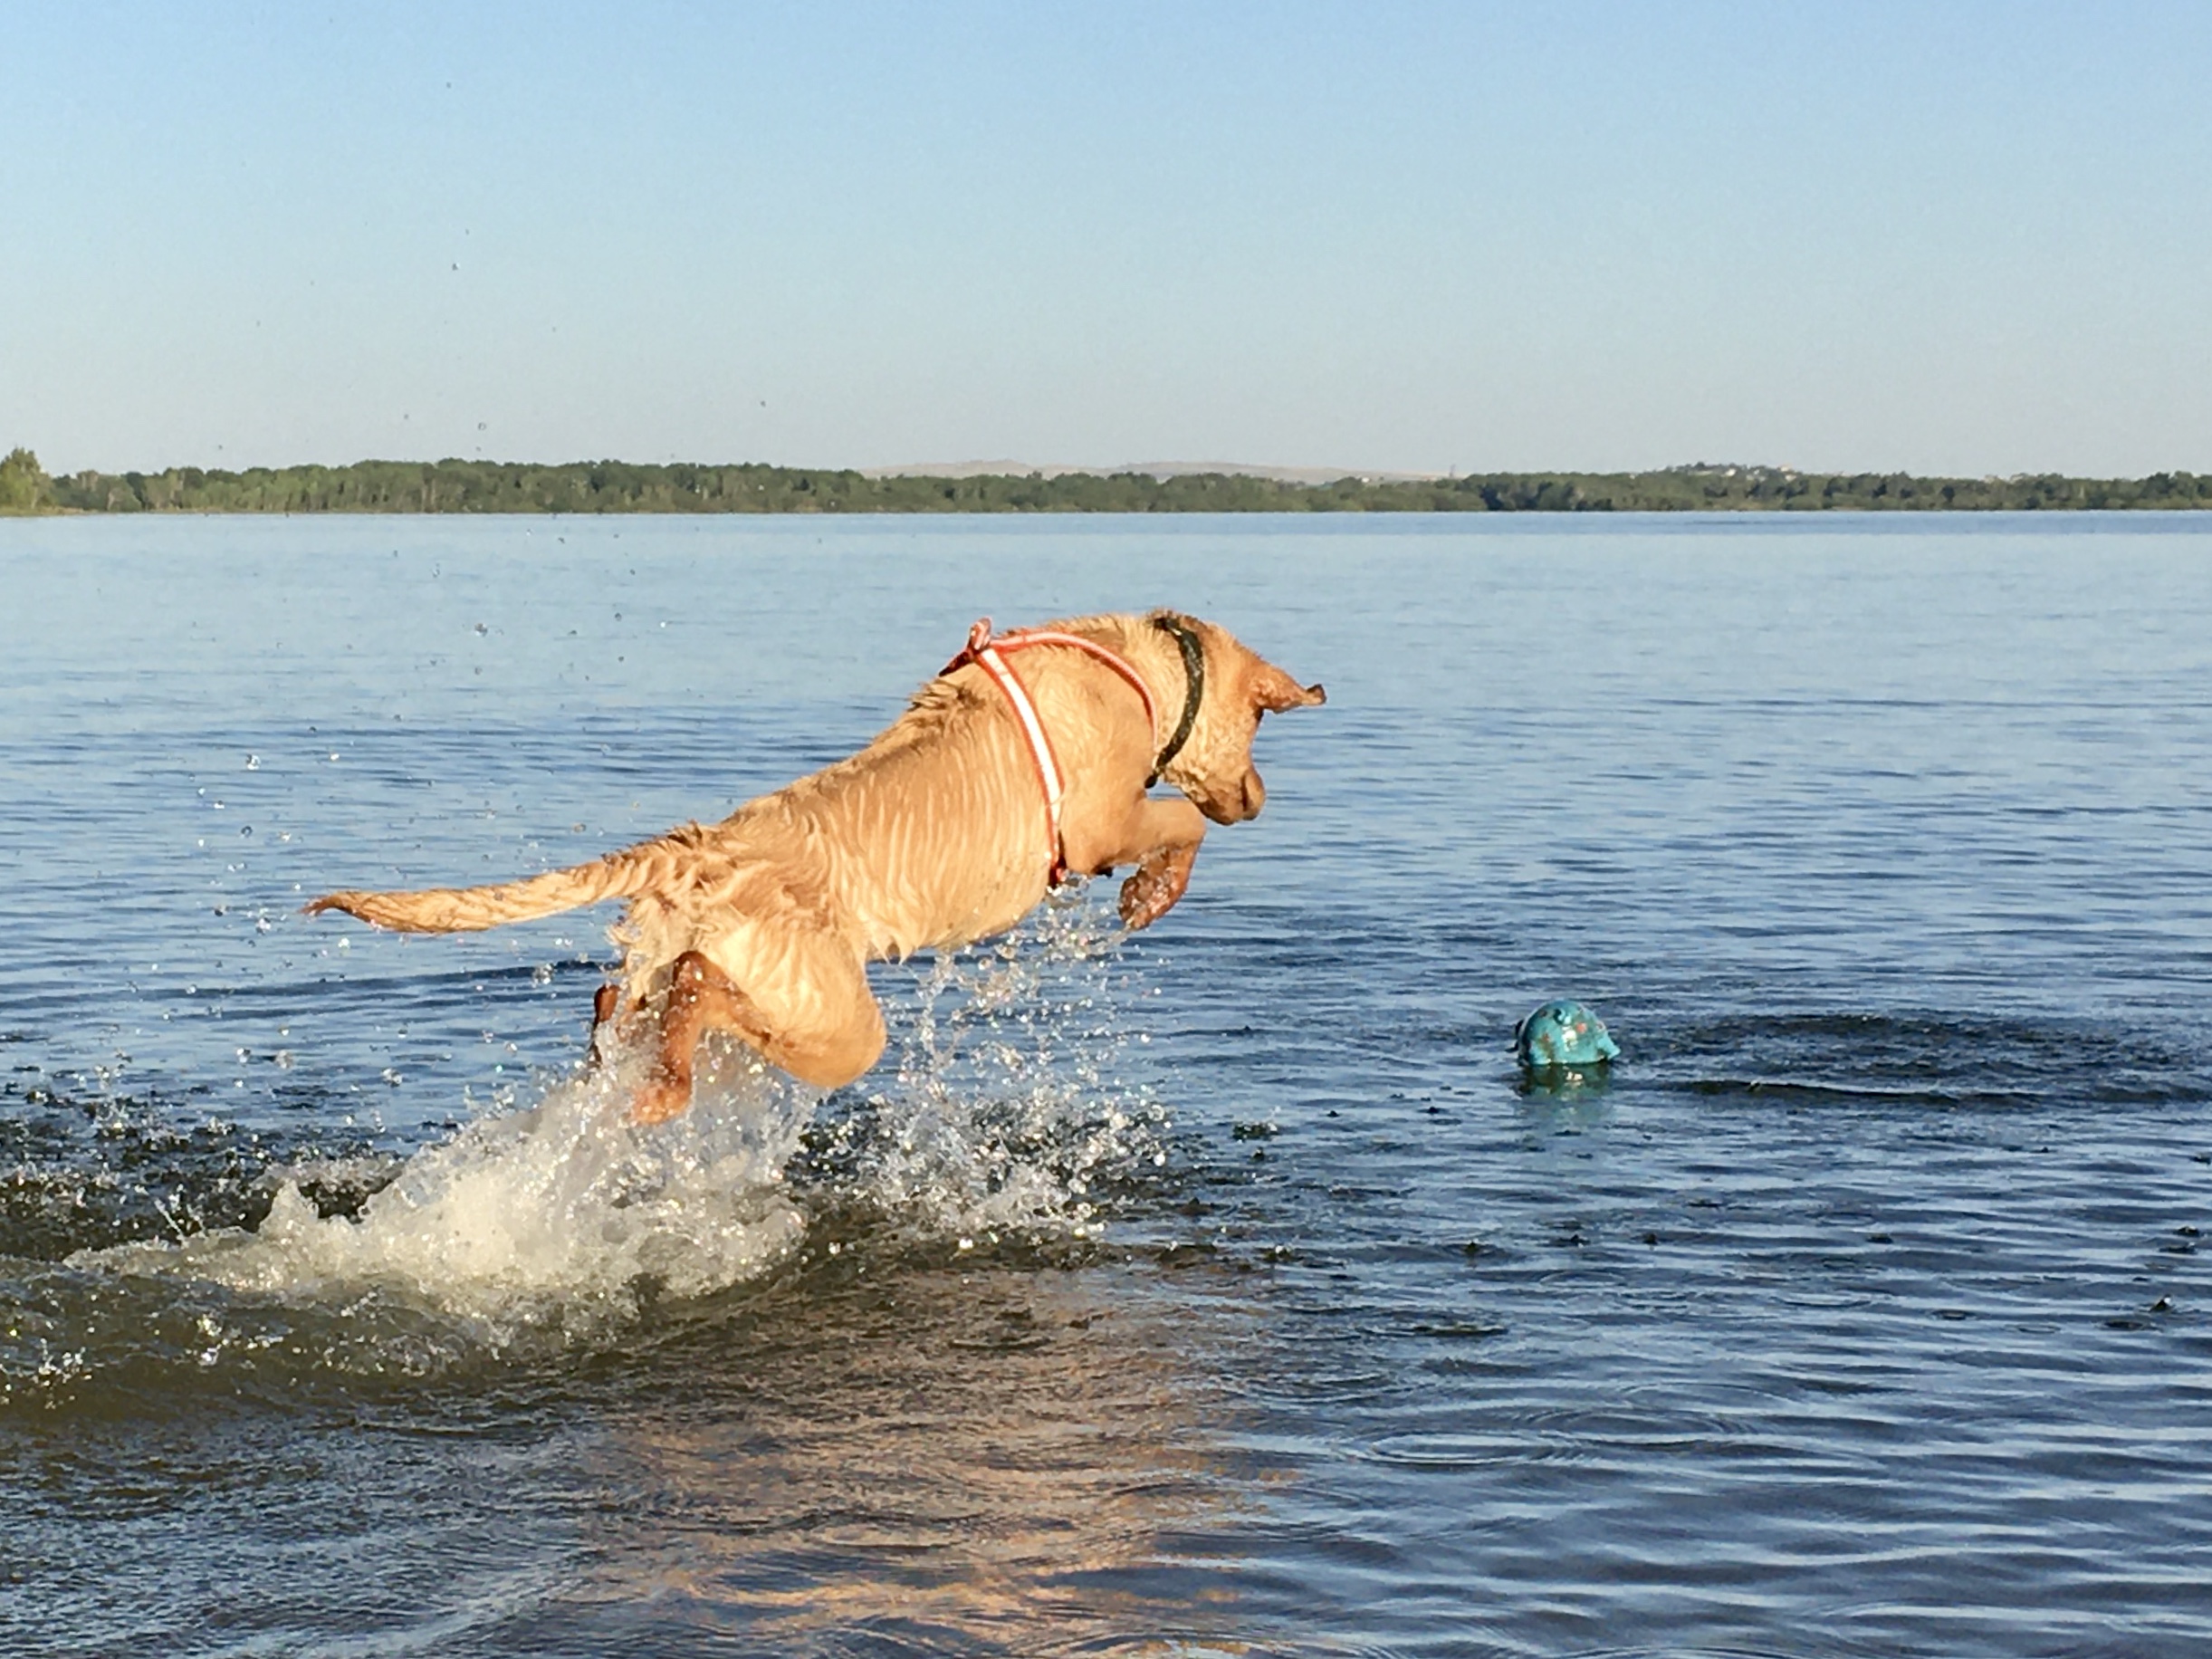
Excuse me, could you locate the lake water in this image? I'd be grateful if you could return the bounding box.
[4,512,2210,1657]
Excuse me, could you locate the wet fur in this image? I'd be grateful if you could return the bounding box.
[305,610,1324,1120]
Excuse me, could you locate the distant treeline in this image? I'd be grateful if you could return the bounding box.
[4,447,2209,514]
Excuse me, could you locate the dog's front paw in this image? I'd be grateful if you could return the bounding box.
[1118,848,1194,931]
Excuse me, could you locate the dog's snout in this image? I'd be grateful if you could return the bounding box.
[1240,772,1267,819]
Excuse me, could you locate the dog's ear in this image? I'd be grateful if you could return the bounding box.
[1253,664,1326,713]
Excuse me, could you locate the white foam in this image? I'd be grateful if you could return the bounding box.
[77,1039,821,1325]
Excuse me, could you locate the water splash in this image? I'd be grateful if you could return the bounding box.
[17,886,1167,1401]
[74,1040,821,1328]
[811,884,1171,1243]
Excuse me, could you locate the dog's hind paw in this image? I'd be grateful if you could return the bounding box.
[627,1080,692,1126]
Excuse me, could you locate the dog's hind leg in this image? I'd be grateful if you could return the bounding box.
[628,937,886,1124]
[587,983,621,1069]
[630,953,767,1124]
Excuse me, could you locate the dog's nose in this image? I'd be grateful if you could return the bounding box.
[1240,772,1267,819]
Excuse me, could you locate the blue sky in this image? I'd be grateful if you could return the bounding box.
[4,2,2207,475]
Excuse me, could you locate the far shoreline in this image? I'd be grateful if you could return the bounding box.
[3,450,2207,516]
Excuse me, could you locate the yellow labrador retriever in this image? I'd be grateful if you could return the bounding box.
[306,610,1325,1122]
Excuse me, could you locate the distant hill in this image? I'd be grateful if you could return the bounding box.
[860,458,1445,484]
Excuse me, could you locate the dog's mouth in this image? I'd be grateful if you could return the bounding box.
[1196,770,1267,825]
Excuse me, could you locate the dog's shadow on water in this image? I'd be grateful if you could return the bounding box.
[541,1256,1262,1651]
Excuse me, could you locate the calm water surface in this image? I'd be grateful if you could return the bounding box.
[4,513,2210,1656]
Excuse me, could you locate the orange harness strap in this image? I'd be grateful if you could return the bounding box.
[944,619,1158,886]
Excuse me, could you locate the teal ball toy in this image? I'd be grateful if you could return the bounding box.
[1514,1000,1620,1071]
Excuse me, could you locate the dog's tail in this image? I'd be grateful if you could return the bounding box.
[303,835,686,935]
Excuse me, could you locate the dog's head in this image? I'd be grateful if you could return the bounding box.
[1152,613,1326,824]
